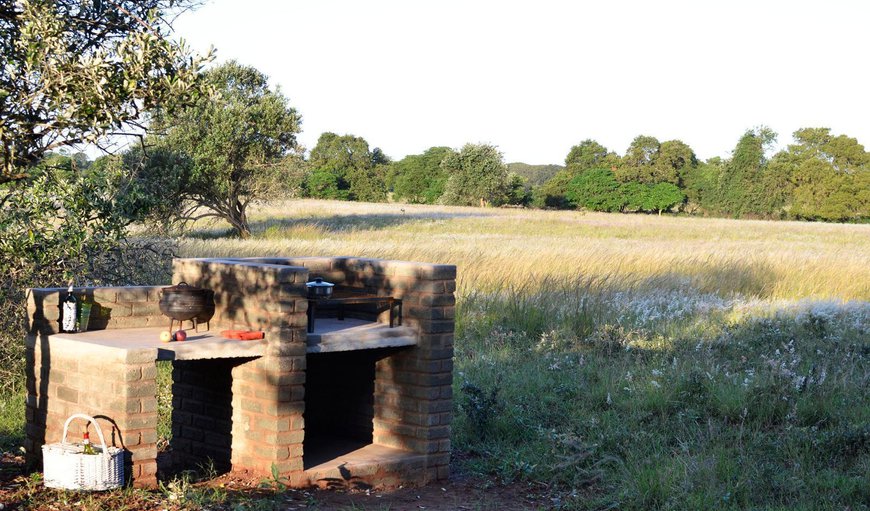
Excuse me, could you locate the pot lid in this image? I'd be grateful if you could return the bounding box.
[162,281,207,293]
[306,277,334,288]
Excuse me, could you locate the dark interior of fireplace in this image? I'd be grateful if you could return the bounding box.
[303,348,393,469]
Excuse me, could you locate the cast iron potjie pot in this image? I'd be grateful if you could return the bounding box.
[306,278,334,298]
[159,282,215,329]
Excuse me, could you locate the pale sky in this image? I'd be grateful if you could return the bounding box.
[172,0,870,165]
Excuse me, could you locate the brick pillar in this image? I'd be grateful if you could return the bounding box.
[338,258,456,484]
[173,259,309,480]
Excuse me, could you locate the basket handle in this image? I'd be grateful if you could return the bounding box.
[61,413,109,452]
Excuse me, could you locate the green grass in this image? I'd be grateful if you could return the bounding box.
[0,392,25,452]
[452,280,870,509]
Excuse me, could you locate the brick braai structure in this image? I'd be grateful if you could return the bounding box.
[25,257,455,489]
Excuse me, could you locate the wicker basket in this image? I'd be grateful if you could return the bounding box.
[42,413,124,491]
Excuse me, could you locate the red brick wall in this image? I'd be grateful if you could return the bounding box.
[173,259,309,481]
[25,285,164,487]
[24,257,455,489]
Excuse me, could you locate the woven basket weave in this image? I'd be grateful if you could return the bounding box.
[42,414,124,491]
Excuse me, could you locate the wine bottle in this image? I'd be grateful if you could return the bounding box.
[62,286,78,333]
[82,427,97,455]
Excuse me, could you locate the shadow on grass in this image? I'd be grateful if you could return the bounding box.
[633,258,779,299]
[187,210,493,239]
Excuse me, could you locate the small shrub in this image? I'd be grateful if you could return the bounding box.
[459,379,504,439]
[581,324,636,355]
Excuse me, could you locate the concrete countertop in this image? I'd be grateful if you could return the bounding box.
[47,320,418,361]
[49,327,268,361]
[306,318,417,353]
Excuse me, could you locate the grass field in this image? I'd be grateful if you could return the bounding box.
[177,200,870,509]
[3,199,869,510]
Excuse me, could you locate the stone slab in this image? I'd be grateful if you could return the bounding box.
[306,319,417,354]
[302,442,426,484]
[49,327,268,361]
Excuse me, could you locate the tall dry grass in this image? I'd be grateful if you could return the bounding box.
[178,199,870,301]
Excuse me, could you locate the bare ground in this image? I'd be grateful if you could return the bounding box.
[0,452,551,510]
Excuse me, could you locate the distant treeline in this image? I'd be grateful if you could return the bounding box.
[298,127,869,222]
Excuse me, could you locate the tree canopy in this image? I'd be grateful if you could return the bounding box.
[392,146,453,204]
[306,132,387,202]
[565,139,618,173]
[565,168,623,212]
[138,60,302,238]
[784,128,869,221]
[441,143,510,207]
[0,0,210,181]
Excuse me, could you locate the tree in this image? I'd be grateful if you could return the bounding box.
[711,127,777,216]
[0,0,208,392]
[505,172,531,206]
[641,182,685,214]
[144,61,302,238]
[304,168,345,200]
[620,181,648,212]
[532,141,617,209]
[623,135,661,166]
[532,169,575,209]
[0,0,210,182]
[565,168,624,212]
[784,128,870,221]
[653,140,697,186]
[565,139,611,171]
[440,143,510,207]
[614,135,657,183]
[392,146,453,204]
[306,132,387,202]
[0,152,173,391]
[614,136,696,186]
[681,158,722,214]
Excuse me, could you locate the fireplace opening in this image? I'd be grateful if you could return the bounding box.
[168,358,248,476]
[303,348,397,469]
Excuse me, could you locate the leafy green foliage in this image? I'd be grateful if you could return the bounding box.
[532,169,575,209]
[305,132,387,202]
[712,127,777,216]
[505,172,531,206]
[304,167,347,200]
[0,0,211,181]
[615,136,696,186]
[565,168,624,212]
[642,182,685,214]
[679,158,718,213]
[441,143,511,206]
[0,155,174,393]
[786,128,870,221]
[142,61,302,238]
[565,139,619,173]
[620,181,649,212]
[392,147,453,203]
[0,0,205,393]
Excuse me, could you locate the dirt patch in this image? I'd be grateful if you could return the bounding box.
[0,452,551,510]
